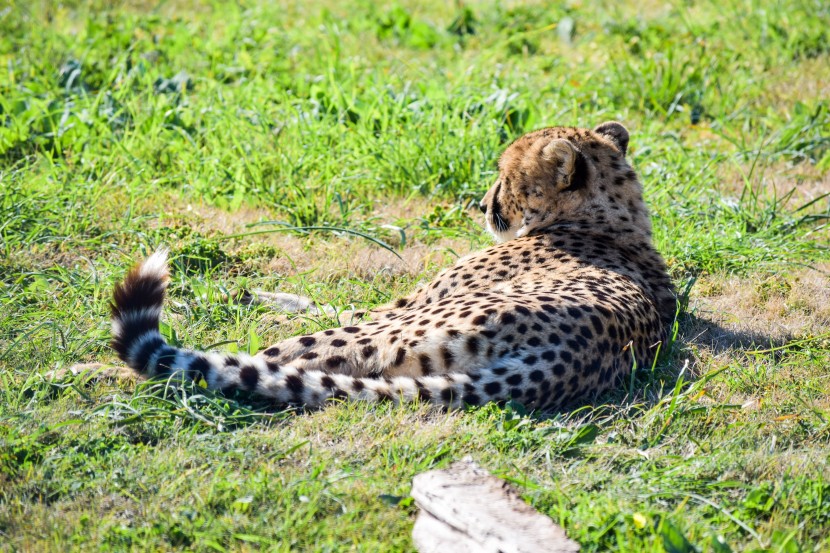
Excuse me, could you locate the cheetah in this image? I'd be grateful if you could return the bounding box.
[111,122,676,410]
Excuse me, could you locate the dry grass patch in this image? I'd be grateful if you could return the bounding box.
[680,266,830,412]
[689,266,830,342]
[762,57,830,107]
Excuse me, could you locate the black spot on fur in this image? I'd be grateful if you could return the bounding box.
[463,393,482,406]
[415,380,432,401]
[189,356,212,379]
[506,373,522,385]
[440,387,454,403]
[326,356,346,369]
[566,307,582,319]
[285,374,305,396]
[299,336,316,347]
[441,347,454,366]
[239,366,259,390]
[419,354,433,375]
[484,381,502,395]
[375,389,394,402]
[264,346,281,357]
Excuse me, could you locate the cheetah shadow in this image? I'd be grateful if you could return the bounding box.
[674,312,788,356]
[543,312,788,419]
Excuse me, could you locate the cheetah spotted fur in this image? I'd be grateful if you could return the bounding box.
[111,122,676,410]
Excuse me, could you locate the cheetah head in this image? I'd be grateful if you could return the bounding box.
[479,121,650,242]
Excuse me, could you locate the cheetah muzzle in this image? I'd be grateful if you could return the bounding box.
[110,122,676,410]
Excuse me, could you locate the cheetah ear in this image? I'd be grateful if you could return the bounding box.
[593,121,629,156]
[541,139,589,193]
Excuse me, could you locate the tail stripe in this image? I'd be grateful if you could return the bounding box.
[154,346,180,374]
[129,333,165,371]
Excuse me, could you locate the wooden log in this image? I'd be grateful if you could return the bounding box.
[411,458,580,553]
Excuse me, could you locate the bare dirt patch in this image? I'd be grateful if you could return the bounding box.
[167,196,482,280]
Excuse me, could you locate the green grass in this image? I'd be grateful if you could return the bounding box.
[2,0,830,550]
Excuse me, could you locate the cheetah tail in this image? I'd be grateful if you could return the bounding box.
[110,251,470,408]
[110,248,180,377]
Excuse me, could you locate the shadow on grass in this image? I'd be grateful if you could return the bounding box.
[677,312,790,356]
[538,311,790,423]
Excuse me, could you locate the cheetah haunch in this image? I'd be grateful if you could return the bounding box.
[111,122,676,409]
